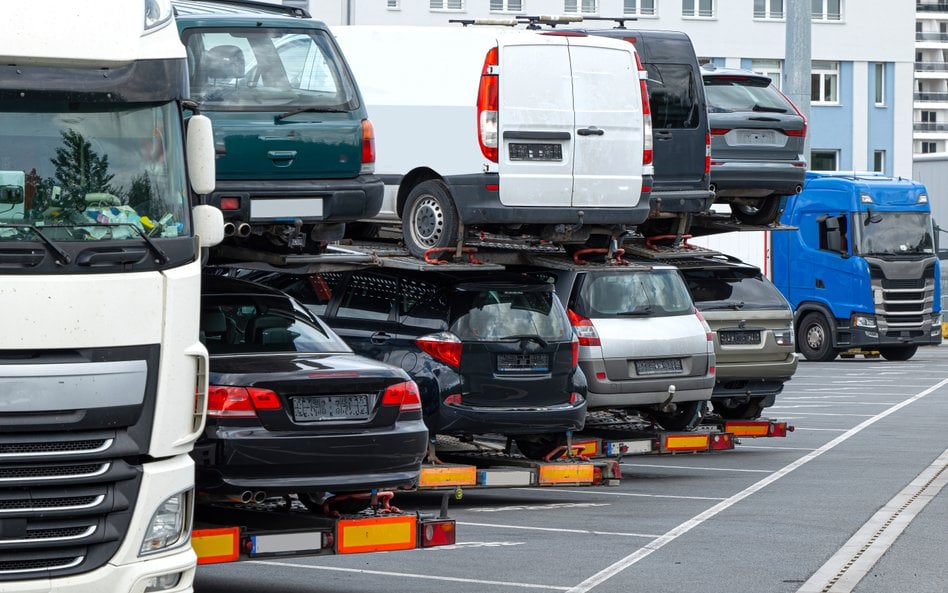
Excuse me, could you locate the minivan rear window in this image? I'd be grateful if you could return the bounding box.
[574,270,694,318]
[682,267,788,310]
[450,286,571,342]
[646,64,699,129]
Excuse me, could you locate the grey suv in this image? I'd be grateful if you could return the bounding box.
[677,255,798,419]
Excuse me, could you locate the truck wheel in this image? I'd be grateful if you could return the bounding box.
[798,313,838,361]
[402,180,459,258]
[732,196,781,225]
[514,433,567,460]
[650,401,704,431]
[878,345,918,361]
[713,398,765,420]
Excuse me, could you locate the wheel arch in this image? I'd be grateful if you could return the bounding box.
[794,301,838,348]
[396,167,443,218]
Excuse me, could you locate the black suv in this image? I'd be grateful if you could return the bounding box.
[247,268,587,458]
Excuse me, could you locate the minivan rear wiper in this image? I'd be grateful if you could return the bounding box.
[0,223,71,265]
[701,301,746,310]
[275,105,349,121]
[752,104,788,113]
[499,335,549,349]
[616,305,653,316]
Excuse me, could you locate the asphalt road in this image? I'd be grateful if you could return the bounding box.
[195,345,948,593]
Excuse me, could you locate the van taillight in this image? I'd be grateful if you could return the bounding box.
[416,332,463,369]
[567,309,601,347]
[705,132,712,174]
[477,46,499,163]
[635,52,653,168]
[208,385,281,418]
[361,119,376,173]
[381,380,423,413]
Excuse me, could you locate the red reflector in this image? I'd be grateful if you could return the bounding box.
[416,332,462,369]
[709,128,729,135]
[485,184,499,192]
[382,381,423,413]
[710,433,734,450]
[422,520,456,547]
[444,394,462,405]
[709,366,715,375]
[784,128,806,137]
[595,372,606,380]
[219,197,241,211]
[569,392,581,405]
[248,387,282,410]
[641,184,652,194]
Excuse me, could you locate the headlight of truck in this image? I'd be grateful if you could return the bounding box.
[774,326,794,346]
[143,0,173,33]
[140,490,191,556]
[852,314,877,329]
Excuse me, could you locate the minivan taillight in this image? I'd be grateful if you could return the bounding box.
[477,46,499,163]
[361,119,376,173]
[705,132,712,174]
[634,52,653,168]
[381,380,423,413]
[208,385,281,418]
[567,309,601,347]
[694,308,714,342]
[416,332,463,369]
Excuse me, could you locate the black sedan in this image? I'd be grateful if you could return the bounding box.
[193,275,428,511]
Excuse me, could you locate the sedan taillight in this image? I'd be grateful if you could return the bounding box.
[381,380,423,413]
[416,332,463,369]
[208,385,281,418]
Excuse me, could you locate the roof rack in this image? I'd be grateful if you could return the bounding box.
[577,16,641,29]
[172,0,310,19]
[448,17,518,27]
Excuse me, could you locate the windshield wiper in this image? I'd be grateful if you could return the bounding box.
[98,223,169,264]
[499,335,549,349]
[275,105,348,121]
[0,223,71,265]
[617,306,654,316]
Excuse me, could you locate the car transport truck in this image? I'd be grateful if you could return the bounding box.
[0,1,224,591]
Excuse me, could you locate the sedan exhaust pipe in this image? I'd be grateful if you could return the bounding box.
[236,222,252,238]
[223,222,236,237]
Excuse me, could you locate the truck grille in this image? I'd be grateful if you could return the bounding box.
[0,439,111,457]
[869,262,937,333]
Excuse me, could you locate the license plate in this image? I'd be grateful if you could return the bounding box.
[497,353,550,372]
[250,198,324,219]
[719,330,762,345]
[508,143,563,162]
[292,394,370,421]
[634,358,683,375]
[733,129,778,146]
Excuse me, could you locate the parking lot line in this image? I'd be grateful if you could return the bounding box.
[792,427,849,432]
[517,488,727,501]
[564,376,948,593]
[620,463,773,473]
[736,444,819,451]
[458,522,660,539]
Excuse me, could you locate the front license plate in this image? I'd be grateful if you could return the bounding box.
[719,330,762,345]
[508,143,563,162]
[634,358,683,376]
[497,353,550,372]
[292,394,370,421]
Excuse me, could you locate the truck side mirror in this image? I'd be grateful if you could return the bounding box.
[192,204,224,248]
[186,114,216,196]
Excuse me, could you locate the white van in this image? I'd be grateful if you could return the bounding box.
[331,25,654,257]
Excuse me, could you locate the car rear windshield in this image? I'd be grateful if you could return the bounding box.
[574,270,694,318]
[704,76,793,114]
[681,267,788,310]
[449,284,572,342]
[201,294,351,354]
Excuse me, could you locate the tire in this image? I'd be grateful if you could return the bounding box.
[402,180,459,258]
[713,398,765,420]
[514,433,568,461]
[878,345,918,361]
[649,401,704,431]
[299,492,371,515]
[732,196,781,225]
[798,312,838,362]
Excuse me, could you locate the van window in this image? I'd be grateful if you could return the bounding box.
[575,270,694,318]
[450,287,571,342]
[336,273,398,321]
[646,64,699,129]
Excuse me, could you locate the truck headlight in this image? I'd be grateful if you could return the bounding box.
[140,490,191,556]
[852,315,877,329]
[774,326,794,346]
[144,0,173,33]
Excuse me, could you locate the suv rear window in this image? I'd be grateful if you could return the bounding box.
[574,270,694,318]
[703,76,794,114]
[449,284,572,342]
[681,267,788,310]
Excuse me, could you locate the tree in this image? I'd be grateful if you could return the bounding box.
[50,129,115,211]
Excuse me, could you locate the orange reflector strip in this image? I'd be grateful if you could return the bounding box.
[725,421,771,437]
[572,439,600,457]
[419,465,477,488]
[192,527,240,565]
[337,515,417,554]
[665,434,710,451]
[538,463,595,484]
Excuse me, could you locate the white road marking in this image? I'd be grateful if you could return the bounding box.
[516,488,727,501]
[792,427,849,432]
[796,447,948,593]
[736,444,818,451]
[565,376,948,593]
[252,560,570,591]
[458,522,660,539]
[771,411,876,417]
[621,463,773,473]
[467,502,610,513]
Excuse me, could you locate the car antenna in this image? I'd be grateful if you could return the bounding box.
[581,15,640,29]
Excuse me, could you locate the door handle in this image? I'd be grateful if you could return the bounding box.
[370,332,392,345]
[654,131,674,140]
[577,127,605,136]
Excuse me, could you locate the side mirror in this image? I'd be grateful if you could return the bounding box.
[186,114,216,196]
[192,204,224,248]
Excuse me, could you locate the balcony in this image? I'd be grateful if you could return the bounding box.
[915,92,948,101]
[917,32,948,41]
[917,2,948,11]
[917,61,948,71]
[914,122,948,131]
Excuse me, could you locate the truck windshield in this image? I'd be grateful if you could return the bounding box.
[0,102,189,241]
[855,212,934,256]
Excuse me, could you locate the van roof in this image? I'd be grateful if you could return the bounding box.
[173,0,310,19]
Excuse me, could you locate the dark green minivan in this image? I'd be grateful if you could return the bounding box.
[173,0,382,253]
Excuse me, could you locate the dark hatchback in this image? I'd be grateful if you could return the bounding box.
[246,268,587,459]
[194,275,428,506]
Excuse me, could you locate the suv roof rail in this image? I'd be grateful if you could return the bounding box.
[173,0,310,18]
[577,16,641,29]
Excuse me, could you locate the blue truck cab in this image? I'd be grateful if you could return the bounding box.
[772,171,942,361]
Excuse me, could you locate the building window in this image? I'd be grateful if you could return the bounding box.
[874,63,885,105]
[387,0,399,8]
[682,0,714,18]
[873,150,885,173]
[922,141,937,154]
[752,59,783,89]
[812,0,841,21]
[490,0,523,11]
[565,0,599,14]
[430,0,464,10]
[754,0,783,19]
[811,61,839,104]
[810,150,839,171]
[922,110,937,123]
[624,0,656,16]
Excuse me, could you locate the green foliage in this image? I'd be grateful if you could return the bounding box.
[50,129,116,211]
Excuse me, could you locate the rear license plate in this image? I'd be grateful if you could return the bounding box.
[497,353,550,372]
[733,129,779,146]
[719,330,762,345]
[250,198,324,219]
[634,358,683,376]
[508,143,563,162]
[292,394,370,421]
